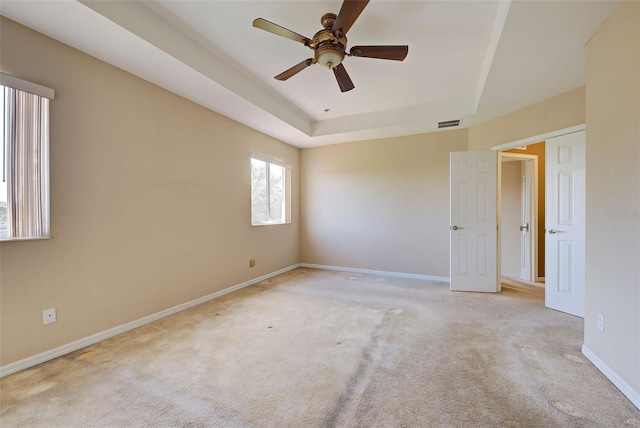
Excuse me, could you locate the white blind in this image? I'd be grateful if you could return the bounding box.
[2,85,50,240]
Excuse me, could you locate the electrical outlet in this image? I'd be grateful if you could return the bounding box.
[597,313,605,332]
[249,258,256,268]
[43,308,56,325]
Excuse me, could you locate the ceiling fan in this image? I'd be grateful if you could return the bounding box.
[253,0,408,92]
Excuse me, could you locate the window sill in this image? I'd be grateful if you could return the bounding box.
[0,235,51,242]
[251,222,291,227]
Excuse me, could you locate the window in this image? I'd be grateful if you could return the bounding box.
[0,73,54,241]
[251,155,291,225]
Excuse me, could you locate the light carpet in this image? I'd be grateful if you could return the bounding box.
[1,268,639,427]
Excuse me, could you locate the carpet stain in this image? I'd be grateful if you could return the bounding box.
[625,417,640,426]
[321,308,399,427]
[18,382,56,399]
[78,351,95,360]
[322,330,380,425]
[564,353,586,363]
[521,345,539,355]
[550,400,581,417]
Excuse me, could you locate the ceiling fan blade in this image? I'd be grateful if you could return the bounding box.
[332,0,370,37]
[350,45,409,61]
[253,18,311,45]
[332,63,355,92]
[274,59,315,81]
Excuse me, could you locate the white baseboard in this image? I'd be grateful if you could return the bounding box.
[581,344,640,411]
[299,263,450,283]
[0,264,301,378]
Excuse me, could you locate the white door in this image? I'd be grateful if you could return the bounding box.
[545,131,586,317]
[450,151,499,292]
[520,170,531,281]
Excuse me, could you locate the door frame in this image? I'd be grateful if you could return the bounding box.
[448,124,585,295]
[499,152,538,283]
[491,123,585,300]
[491,125,585,151]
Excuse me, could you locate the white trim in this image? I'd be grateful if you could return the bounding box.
[581,345,640,411]
[251,221,292,227]
[250,153,292,170]
[500,153,538,161]
[491,124,585,151]
[299,263,450,283]
[0,72,55,99]
[0,236,51,242]
[0,264,300,378]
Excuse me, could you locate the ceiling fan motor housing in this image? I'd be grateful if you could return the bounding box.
[314,13,347,69]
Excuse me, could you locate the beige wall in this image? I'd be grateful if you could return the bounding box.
[500,161,523,277]
[584,0,640,398]
[505,142,546,278]
[468,87,585,151]
[0,18,299,365]
[300,129,467,277]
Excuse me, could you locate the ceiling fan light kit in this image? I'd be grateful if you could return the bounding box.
[253,0,408,92]
[315,48,343,69]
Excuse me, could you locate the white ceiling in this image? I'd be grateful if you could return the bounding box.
[0,0,620,148]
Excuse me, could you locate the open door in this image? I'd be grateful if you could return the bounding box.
[545,131,585,317]
[450,151,499,292]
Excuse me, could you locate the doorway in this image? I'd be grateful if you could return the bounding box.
[449,124,586,317]
[499,143,545,284]
[492,126,586,318]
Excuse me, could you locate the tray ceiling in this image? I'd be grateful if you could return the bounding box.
[0,1,620,147]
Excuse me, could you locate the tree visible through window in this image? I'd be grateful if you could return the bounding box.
[251,156,290,225]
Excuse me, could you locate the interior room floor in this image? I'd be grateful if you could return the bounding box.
[1,268,638,427]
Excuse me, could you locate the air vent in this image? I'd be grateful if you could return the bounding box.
[438,119,461,128]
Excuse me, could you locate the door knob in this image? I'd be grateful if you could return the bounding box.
[520,223,529,232]
[451,225,464,231]
[548,229,564,234]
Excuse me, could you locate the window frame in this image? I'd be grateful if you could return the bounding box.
[0,73,54,242]
[250,154,292,226]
